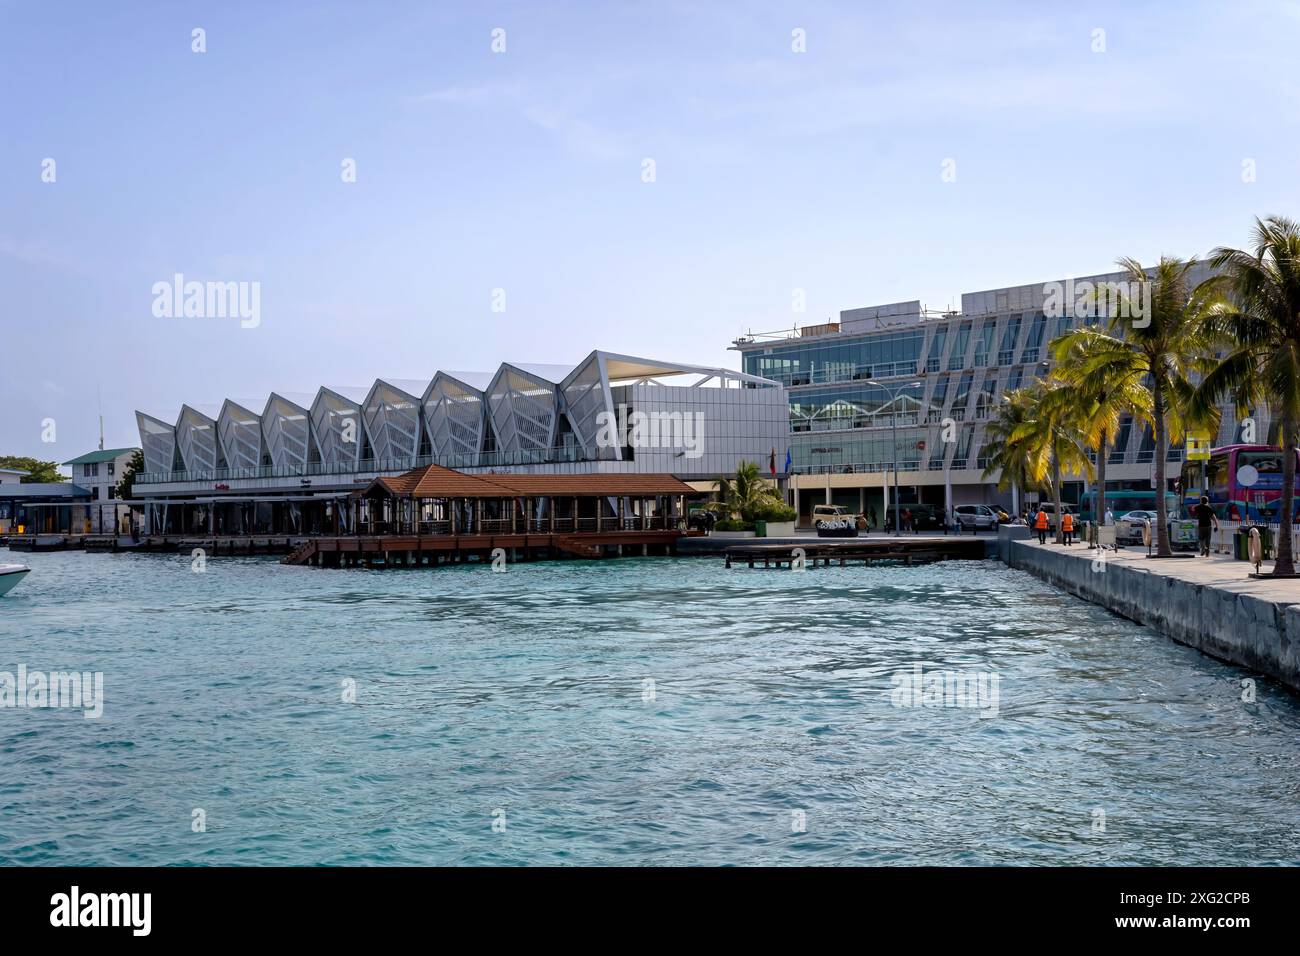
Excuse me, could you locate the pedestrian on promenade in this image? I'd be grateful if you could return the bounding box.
[1061,510,1075,546]
[1193,495,1219,557]
[1034,508,1049,544]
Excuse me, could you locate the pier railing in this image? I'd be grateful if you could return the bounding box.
[355,514,674,536]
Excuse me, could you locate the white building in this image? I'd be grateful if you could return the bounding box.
[732,263,1252,523]
[132,351,788,535]
[61,448,140,534]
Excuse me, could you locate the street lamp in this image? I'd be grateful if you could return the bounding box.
[868,379,922,536]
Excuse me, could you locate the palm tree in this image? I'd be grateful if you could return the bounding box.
[1008,379,1093,541]
[713,460,782,522]
[1048,328,1153,529]
[981,387,1036,515]
[1106,256,1218,556]
[1192,216,1300,575]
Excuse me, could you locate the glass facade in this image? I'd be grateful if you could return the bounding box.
[488,365,564,454]
[789,382,925,432]
[135,352,789,483]
[739,306,1126,477]
[136,411,179,476]
[424,374,488,459]
[312,387,366,467]
[1020,313,1047,363]
[363,380,425,462]
[262,394,317,468]
[175,405,223,473]
[947,324,971,370]
[560,355,612,456]
[218,400,263,471]
[744,328,924,387]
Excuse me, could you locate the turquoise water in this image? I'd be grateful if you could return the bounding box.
[1,548,1298,865]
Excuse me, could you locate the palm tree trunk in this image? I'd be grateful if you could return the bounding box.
[1096,430,1108,527]
[1275,409,1297,575]
[1153,381,1172,556]
[1052,455,1063,544]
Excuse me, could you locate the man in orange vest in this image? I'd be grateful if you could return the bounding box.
[1061,509,1075,546]
[1034,507,1049,544]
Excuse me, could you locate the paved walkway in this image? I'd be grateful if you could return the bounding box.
[1021,538,1300,607]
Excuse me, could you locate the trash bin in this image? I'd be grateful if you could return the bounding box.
[754,520,768,537]
[1234,526,1273,560]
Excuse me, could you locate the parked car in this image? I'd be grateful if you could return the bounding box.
[1115,510,1158,545]
[811,504,867,531]
[815,518,859,537]
[885,505,947,532]
[952,504,999,531]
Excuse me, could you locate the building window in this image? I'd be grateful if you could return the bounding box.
[1109,417,1132,464]
[948,324,971,371]
[1020,313,1047,364]
[950,372,973,421]
[925,326,948,373]
[973,320,996,367]
[998,314,1022,366]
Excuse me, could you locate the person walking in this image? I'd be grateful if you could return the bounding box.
[1034,507,1049,544]
[902,508,913,533]
[1061,510,1075,546]
[1193,495,1219,557]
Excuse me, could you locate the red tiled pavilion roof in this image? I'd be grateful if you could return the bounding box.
[362,464,694,499]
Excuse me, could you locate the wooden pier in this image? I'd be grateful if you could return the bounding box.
[723,538,986,569]
[281,530,681,567]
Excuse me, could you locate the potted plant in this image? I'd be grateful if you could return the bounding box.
[752,501,797,537]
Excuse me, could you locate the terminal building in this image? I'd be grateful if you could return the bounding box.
[731,264,1259,523]
[132,350,788,535]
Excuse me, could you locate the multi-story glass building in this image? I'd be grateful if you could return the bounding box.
[132,350,788,535]
[733,265,1258,522]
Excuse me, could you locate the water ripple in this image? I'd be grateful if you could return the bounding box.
[0,551,1298,865]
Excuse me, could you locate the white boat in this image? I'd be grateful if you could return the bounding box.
[0,564,31,597]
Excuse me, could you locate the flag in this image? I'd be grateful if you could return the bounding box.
[783,448,792,474]
[769,447,777,476]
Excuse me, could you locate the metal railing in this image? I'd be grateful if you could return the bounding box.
[770,360,922,389]
[352,514,671,536]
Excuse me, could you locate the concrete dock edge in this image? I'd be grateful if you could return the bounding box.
[1000,527,1300,693]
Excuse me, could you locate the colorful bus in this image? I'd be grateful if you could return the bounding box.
[1179,444,1300,522]
[1078,489,1179,523]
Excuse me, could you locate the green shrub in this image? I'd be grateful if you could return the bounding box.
[714,519,756,532]
[751,502,797,522]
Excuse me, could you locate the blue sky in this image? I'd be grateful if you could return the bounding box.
[2,0,1298,460]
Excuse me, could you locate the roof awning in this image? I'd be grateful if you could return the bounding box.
[360,463,695,498]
